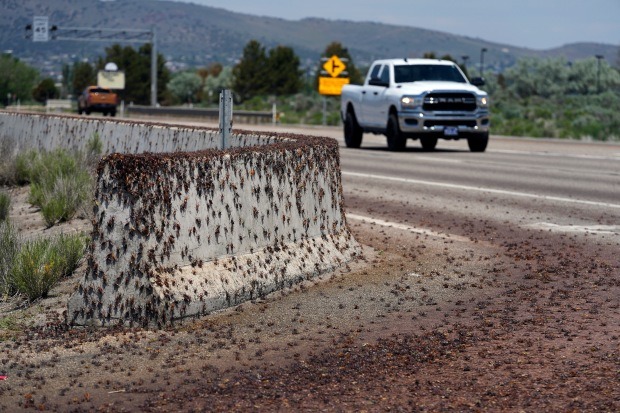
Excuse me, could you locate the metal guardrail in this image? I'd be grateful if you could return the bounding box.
[126,105,273,124]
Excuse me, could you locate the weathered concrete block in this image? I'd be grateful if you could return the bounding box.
[67,140,359,326]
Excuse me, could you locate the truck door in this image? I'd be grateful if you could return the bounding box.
[364,64,390,128]
[358,63,383,125]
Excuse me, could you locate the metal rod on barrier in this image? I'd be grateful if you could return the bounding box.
[219,89,233,149]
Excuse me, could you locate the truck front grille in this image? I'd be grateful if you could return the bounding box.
[423,93,477,111]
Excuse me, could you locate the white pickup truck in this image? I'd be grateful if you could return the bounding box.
[341,58,490,152]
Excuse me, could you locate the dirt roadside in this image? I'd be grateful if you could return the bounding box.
[1,184,619,412]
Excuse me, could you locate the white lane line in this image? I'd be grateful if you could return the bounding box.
[412,156,463,164]
[525,223,620,235]
[490,149,620,161]
[342,171,620,209]
[346,213,470,242]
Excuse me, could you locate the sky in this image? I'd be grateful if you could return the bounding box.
[168,0,620,50]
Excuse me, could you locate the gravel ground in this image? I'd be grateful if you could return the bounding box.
[1,184,619,412]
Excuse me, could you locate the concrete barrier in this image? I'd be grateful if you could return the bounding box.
[0,111,360,327]
[0,111,279,154]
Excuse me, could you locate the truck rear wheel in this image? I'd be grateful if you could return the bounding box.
[344,111,363,148]
[386,114,406,151]
[467,132,489,152]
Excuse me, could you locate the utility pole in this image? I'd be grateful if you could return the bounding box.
[480,48,487,78]
[151,29,157,107]
[595,55,604,94]
[461,55,469,76]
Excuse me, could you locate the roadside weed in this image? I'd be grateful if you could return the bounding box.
[0,191,10,222]
[8,232,87,302]
[15,148,93,227]
[0,221,20,297]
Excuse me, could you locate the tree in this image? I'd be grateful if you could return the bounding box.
[0,55,39,106]
[196,63,223,102]
[204,66,233,104]
[71,61,96,97]
[233,40,269,101]
[97,43,170,105]
[32,78,59,103]
[168,71,202,104]
[321,42,363,85]
[267,46,302,95]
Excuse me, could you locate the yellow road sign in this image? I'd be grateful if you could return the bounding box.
[323,55,346,78]
[319,77,350,96]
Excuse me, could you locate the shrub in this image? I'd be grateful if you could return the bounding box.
[0,221,20,297]
[0,191,9,222]
[14,150,38,185]
[86,132,103,159]
[9,232,87,302]
[15,148,94,226]
[39,173,92,227]
[0,137,17,185]
[9,237,58,302]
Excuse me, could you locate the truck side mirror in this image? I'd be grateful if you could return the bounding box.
[470,77,485,86]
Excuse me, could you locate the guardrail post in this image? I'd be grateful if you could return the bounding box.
[322,96,327,126]
[219,89,233,149]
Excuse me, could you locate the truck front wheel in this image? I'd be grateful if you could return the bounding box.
[420,136,438,151]
[467,132,489,152]
[344,111,363,148]
[386,114,406,151]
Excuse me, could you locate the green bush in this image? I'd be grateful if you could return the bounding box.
[14,149,38,185]
[237,92,343,126]
[39,173,92,227]
[0,191,9,222]
[9,232,87,302]
[0,137,17,185]
[15,148,94,226]
[86,132,103,161]
[0,221,20,297]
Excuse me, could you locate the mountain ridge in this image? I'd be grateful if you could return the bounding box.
[1,0,617,75]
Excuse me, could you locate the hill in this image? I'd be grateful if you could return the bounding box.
[1,0,618,76]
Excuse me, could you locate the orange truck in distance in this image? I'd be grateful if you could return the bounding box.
[77,86,118,117]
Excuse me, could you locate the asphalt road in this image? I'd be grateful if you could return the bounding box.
[338,133,620,247]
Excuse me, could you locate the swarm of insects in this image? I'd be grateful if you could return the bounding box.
[56,113,360,328]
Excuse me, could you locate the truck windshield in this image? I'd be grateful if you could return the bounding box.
[394,65,467,84]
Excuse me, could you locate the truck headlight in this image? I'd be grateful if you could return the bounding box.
[478,96,489,108]
[401,96,420,110]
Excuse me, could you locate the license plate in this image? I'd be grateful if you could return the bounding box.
[444,127,459,136]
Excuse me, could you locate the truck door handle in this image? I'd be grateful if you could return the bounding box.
[362,91,366,94]
[373,92,378,95]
